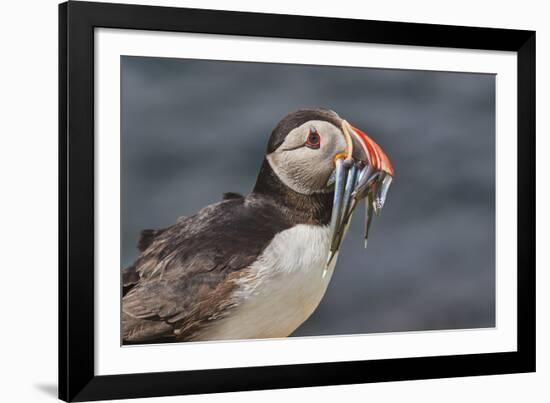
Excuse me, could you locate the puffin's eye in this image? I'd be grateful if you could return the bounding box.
[305,129,321,149]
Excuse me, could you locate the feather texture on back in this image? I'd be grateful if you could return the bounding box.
[122,193,293,343]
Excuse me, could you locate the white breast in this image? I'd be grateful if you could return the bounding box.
[199,224,338,341]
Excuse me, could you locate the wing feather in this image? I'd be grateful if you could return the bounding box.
[122,196,290,343]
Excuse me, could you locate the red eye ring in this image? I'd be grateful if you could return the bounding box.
[305,128,321,149]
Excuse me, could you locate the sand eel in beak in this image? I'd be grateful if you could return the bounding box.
[325,119,394,273]
[121,108,394,344]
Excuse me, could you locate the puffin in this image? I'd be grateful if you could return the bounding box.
[122,108,394,344]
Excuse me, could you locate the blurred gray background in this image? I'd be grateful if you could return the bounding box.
[121,56,495,336]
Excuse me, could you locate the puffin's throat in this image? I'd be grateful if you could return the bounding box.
[253,159,333,226]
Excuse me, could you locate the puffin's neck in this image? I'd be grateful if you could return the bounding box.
[252,159,333,226]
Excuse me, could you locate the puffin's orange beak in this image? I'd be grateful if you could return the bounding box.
[325,120,395,272]
[349,124,394,177]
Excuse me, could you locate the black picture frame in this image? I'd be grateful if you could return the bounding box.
[59,1,536,401]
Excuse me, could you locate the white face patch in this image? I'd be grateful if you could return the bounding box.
[267,120,345,194]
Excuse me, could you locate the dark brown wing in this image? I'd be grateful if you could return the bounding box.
[121,226,172,297]
[122,265,140,297]
[122,195,291,343]
[222,192,243,200]
[137,228,169,252]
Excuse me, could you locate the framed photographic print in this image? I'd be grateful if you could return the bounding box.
[59,1,536,401]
